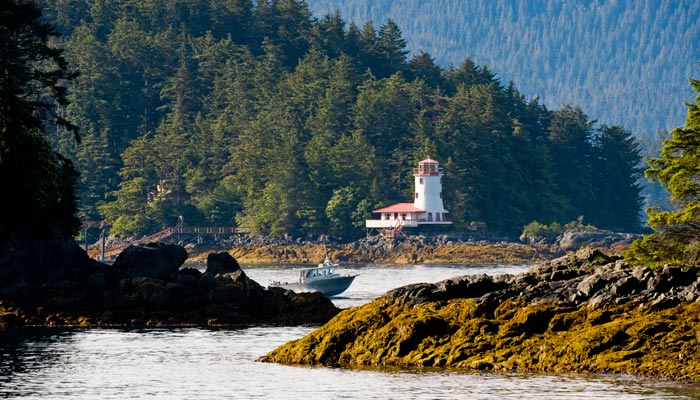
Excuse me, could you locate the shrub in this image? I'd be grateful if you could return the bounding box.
[520,221,562,244]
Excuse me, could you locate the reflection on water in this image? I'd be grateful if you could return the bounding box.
[1,264,698,399]
[1,327,698,399]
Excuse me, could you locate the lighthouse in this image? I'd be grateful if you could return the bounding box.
[413,157,449,222]
[365,157,451,235]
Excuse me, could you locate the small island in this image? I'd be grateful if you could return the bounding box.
[260,69,700,382]
[259,247,700,381]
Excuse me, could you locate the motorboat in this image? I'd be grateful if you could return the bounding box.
[269,257,357,297]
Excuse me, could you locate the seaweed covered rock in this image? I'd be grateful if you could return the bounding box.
[261,250,700,382]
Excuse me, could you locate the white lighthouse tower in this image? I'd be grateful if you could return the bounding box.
[413,157,449,222]
[365,157,451,235]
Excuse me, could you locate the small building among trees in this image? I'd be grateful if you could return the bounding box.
[366,157,451,235]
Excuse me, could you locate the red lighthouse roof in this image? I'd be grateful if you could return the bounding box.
[373,203,424,213]
[416,157,440,175]
[418,157,439,165]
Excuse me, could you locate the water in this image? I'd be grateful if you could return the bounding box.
[1,264,698,399]
[242,263,531,309]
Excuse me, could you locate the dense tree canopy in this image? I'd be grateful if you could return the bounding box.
[307,0,698,141]
[0,0,80,239]
[37,0,643,240]
[309,0,696,214]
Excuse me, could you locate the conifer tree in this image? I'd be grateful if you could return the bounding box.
[547,105,596,222]
[628,71,700,266]
[590,125,642,231]
[0,0,80,238]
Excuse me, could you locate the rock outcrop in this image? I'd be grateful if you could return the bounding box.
[0,234,339,328]
[113,242,188,281]
[187,234,559,265]
[260,248,700,382]
[555,230,642,251]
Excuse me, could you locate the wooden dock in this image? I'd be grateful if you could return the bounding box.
[82,219,247,261]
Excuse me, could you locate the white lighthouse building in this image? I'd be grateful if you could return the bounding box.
[366,157,451,235]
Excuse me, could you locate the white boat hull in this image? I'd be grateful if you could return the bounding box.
[272,275,356,297]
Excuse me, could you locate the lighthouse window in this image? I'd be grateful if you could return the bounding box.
[415,192,418,199]
[419,178,423,184]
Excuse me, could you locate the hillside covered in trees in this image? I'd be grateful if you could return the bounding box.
[307,0,699,141]
[41,0,643,240]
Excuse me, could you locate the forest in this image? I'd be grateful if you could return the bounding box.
[37,0,643,240]
[307,0,699,141]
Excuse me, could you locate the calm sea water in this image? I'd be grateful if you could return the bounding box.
[1,264,698,399]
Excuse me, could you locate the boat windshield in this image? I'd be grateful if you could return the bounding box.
[302,266,335,280]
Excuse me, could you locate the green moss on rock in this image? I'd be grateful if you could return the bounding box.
[260,295,700,382]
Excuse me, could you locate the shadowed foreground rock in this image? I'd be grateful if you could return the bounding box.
[0,234,339,328]
[260,248,700,382]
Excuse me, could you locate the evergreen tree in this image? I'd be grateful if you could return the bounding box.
[30,0,652,240]
[326,186,363,240]
[352,74,417,202]
[547,105,596,222]
[357,20,379,76]
[637,130,674,212]
[0,0,80,238]
[375,19,408,78]
[309,10,347,58]
[99,135,158,236]
[75,129,119,220]
[208,0,254,43]
[628,70,700,266]
[447,58,498,94]
[434,85,490,224]
[590,124,643,231]
[407,51,444,89]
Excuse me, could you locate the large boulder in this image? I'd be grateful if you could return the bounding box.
[556,230,640,251]
[112,242,187,281]
[0,232,101,287]
[205,252,241,276]
[0,232,106,311]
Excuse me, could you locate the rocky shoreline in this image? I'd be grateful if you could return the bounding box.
[178,229,641,265]
[8,229,689,382]
[0,234,339,329]
[185,234,572,265]
[259,248,700,382]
